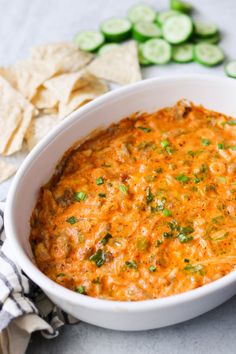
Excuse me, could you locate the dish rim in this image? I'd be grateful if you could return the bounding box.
[5,74,236,312]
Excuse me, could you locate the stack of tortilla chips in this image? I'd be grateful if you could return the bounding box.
[0,41,141,184]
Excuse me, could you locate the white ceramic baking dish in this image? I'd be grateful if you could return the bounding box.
[5,75,236,331]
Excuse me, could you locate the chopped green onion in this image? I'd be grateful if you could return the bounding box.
[66,216,78,224]
[149,265,156,272]
[184,258,190,263]
[224,120,236,126]
[184,264,205,275]
[201,138,211,146]
[96,177,104,185]
[98,193,106,198]
[101,233,112,246]
[163,208,172,217]
[187,150,196,157]
[160,139,170,148]
[168,220,179,231]
[178,233,193,243]
[230,146,236,151]
[163,232,173,238]
[75,285,86,294]
[56,273,65,277]
[179,226,194,235]
[125,260,138,269]
[89,249,106,267]
[156,240,163,247]
[176,174,189,183]
[193,177,201,184]
[74,191,87,202]
[119,184,128,194]
[137,126,151,133]
[155,167,163,174]
[146,187,154,204]
[217,143,224,150]
[92,277,101,284]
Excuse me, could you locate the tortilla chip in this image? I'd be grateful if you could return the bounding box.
[25,115,60,150]
[30,42,93,73]
[0,76,34,155]
[0,159,16,183]
[9,59,59,100]
[31,86,58,109]
[87,41,142,85]
[44,71,95,104]
[59,79,108,118]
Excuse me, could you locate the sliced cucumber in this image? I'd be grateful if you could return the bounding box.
[133,21,162,42]
[142,39,172,64]
[194,22,218,38]
[101,18,131,42]
[138,44,152,66]
[225,60,236,78]
[194,43,224,67]
[162,14,193,44]
[98,43,120,56]
[172,43,193,63]
[193,32,220,45]
[128,4,156,23]
[74,31,105,52]
[156,10,180,26]
[170,0,192,13]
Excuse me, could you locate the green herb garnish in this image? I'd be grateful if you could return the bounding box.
[178,234,193,243]
[98,193,106,198]
[201,138,211,146]
[96,177,104,185]
[89,249,106,267]
[184,264,205,275]
[137,126,151,133]
[155,167,163,174]
[74,191,87,202]
[163,209,172,217]
[193,177,201,184]
[119,184,128,194]
[101,233,112,246]
[56,273,65,277]
[66,216,78,224]
[217,143,224,150]
[184,259,190,263]
[160,139,170,148]
[224,120,236,126]
[163,232,173,238]
[146,187,154,204]
[125,260,138,269]
[92,277,101,284]
[156,240,163,247]
[75,285,86,294]
[149,265,156,272]
[176,174,189,183]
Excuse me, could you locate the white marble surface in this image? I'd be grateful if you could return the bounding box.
[1,0,236,353]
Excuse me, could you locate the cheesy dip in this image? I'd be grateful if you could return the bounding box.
[30,101,236,301]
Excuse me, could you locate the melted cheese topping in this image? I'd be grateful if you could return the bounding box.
[30,101,236,301]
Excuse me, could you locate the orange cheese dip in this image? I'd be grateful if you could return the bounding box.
[30,101,236,301]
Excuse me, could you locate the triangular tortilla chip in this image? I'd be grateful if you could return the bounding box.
[31,86,58,109]
[0,159,16,183]
[59,78,108,118]
[0,76,34,154]
[25,114,60,150]
[44,71,95,104]
[30,42,93,73]
[87,41,142,85]
[9,59,59,100]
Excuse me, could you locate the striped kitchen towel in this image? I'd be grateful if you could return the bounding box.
[0,205,78,354]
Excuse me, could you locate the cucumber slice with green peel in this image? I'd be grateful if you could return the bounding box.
[133,21,162,42]
[170,0,192,13]
[101,18,131,42]
[172,43,193,63]
[98,43,120,56]
[142,39,172,64]
[128,4,156,23]
[225,60,236,78]
[138,44,152,66]
[156,10,180,26]
[74,31,105,52]
[162,14,193,44]
[194,43,224,67]
[193,33,220,45]
[194,22,218,38]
